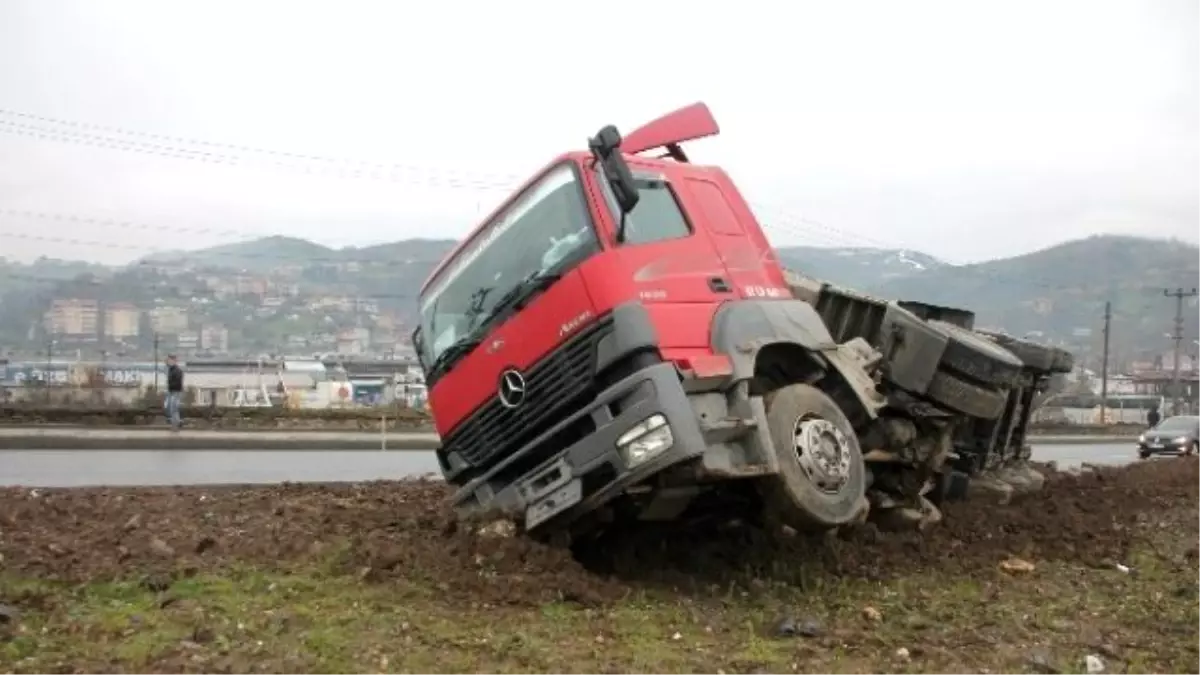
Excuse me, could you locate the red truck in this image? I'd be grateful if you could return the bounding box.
[413,103,1071,540]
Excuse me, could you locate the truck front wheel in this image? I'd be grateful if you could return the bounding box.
[761,383,867,530]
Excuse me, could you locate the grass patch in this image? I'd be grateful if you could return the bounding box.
[2,537,1196,674]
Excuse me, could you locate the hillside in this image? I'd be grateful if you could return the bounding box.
[776,245,945,290]
[123,233,1200,353]
[138,239,945,294]
[138,235,341,271]
[137,236,458,273]
[340,239,459,264]
[6,233,1195,360]
[869,235,1200,357]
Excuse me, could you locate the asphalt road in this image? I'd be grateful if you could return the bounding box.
[0,442,1144,488]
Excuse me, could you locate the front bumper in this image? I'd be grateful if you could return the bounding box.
[1137,440,1190,455]
[450,361,707,532]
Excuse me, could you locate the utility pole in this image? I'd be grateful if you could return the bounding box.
[152,332,160,392]
[1100,301,1111,423]
[1164,288,1198,416]
[45,338,53,385]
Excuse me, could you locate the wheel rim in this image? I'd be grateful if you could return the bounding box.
[791,415,853,494]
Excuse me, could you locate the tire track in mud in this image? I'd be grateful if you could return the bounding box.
[1,459,1195,607]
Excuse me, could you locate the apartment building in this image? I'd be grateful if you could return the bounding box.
[103,303,141,339]
[44,299,99,338]
[148,306,190,335]
[200,324,230,353]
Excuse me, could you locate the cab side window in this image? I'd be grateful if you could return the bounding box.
[620,178,692,245]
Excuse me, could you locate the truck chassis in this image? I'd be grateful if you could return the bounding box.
[784,270,1074,530]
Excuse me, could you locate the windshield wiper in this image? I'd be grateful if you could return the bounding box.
[428,335,482,380]
[486,270,563,323]
[427,271,566,379]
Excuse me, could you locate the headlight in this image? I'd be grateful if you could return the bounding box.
[1138,434,1146,443]
[1175,436,1189,444]
[616,413,674,468]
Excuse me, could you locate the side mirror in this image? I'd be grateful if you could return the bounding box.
[589,125,639,215]
[411,327,427,370]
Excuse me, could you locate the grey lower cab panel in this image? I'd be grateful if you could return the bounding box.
[525,478,583,530]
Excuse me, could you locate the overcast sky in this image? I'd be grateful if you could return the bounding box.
[0,0,1195,266]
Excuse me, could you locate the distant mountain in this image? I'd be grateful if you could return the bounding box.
[137,236,458,273]
[776,245,946,290]
[340,239,459,264]
[0,256,110,287]
[868,235,1200,357]
[137,235,340,271]
[17,232,1196,363]
[148,237,944,288]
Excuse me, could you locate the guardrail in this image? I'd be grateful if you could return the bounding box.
[0,404,430,430]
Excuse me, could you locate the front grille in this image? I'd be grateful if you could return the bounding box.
[441,315,614,470]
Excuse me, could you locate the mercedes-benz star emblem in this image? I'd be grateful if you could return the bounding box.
[497,369,527,409]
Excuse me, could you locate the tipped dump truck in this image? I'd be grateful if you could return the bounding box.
[411,102,1074,540]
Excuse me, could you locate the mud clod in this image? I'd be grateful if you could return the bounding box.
[0,603,18,623]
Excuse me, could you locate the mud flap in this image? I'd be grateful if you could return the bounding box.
[698,394,782,480]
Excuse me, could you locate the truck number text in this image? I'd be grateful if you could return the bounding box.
[743,285,788,298]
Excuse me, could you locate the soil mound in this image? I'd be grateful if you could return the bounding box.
[2,458,1195,606]
[583,458,1199,587]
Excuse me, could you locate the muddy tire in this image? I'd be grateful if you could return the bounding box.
[985,329,1075,375]
[977,330,1054,371]
[817,286,1019,383]
[929,321,1024,389]
[1049,346,1075,374]
[926,371,1009,419]
[788,276,1023,418]
[877,306,1013,419]
[760,384,867,530]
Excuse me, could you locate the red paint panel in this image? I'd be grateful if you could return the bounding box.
[622,102,720,157]
[426,267,596,435]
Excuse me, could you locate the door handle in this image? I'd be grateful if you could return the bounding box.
[708,277,731,293]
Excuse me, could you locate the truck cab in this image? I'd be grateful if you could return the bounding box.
[414,103,883,536]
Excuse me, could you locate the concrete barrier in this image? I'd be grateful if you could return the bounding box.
[0,427,439,451]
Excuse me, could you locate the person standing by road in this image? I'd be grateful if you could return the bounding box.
[1146,404,1161,429]
[165,355,185,430]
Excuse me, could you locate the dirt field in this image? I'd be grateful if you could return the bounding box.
[1,459,1196,673]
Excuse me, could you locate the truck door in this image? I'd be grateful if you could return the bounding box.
[595,159,731,349]
[676,174,791,300]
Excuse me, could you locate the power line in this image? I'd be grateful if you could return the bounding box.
[1,115,865,248]
[0,105,1051,274]
[0,118,519,191]
[0,106,528,185]
[0,213,872,269]
[3,108,1194,297]
[0,207,254,239]
[0,207,1138,295]
[0,106,977,256]
[0,228,430,267]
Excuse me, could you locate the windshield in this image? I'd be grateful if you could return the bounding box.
[417,162,599,368]
[1155,416,1199,433]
